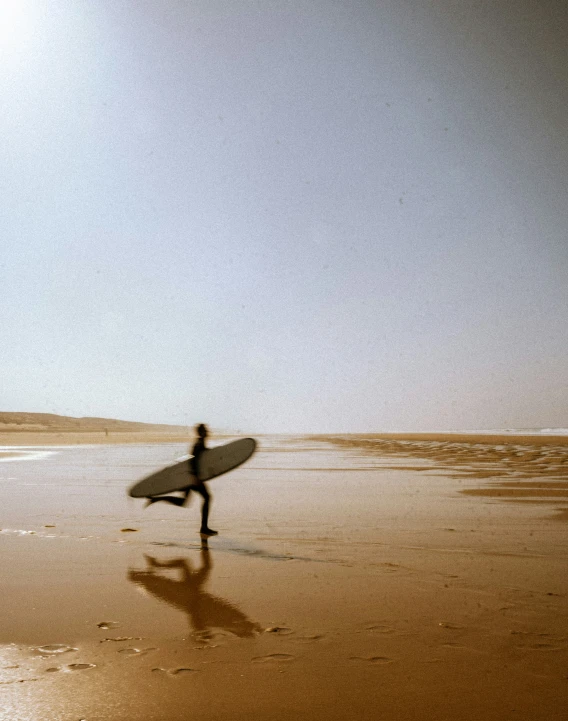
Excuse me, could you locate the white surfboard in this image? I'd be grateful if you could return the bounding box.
[128,438,256,498]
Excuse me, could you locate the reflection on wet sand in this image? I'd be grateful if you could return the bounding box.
[128,543,262,642]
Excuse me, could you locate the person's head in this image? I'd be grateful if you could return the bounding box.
[196,423,208,439]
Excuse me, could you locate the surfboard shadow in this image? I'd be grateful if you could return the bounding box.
[127,546,262,642]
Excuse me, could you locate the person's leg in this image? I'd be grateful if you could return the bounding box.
[192,484,217,535]
[145,495,185,507]
[145,487,193,508]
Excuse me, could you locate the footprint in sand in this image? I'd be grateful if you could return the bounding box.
[67,663,96,671]
[293,634,324,643]
[349,656,394,665]
[117,647,156,656]
[97,621,120,630]
[35,644,77,656]
[365,625,396,635]
[152,667,199,675]
[0,678,38,684]
[252,654,295,663]
[264,627,293,636]
[378,563,400,573]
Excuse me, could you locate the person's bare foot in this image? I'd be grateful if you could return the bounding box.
[200,527,218,536]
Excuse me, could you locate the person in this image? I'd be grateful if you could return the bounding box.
[146,423,217,536]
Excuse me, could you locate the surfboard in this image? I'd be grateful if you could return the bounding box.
[128,438,256,498]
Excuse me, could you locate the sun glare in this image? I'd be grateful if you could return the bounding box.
[0,0,37,54]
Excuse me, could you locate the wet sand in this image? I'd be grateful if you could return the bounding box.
[1,434,567,720]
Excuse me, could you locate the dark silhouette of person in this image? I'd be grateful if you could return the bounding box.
[146,423,217,536]
[128,546,262,641]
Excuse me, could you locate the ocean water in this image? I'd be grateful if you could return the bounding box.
[454,428,568,436]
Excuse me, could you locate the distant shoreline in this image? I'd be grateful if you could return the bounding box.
[1,429,568,447]
[307,432,568,447]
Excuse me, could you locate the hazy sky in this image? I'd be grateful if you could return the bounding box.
[2,0,567,433]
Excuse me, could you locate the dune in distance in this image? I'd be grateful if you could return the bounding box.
[0,411,199,445]
[0,411,191,432]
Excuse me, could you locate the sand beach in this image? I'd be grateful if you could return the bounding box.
[1,432,567,720]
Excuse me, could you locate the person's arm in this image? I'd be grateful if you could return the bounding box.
[190,438,206,483]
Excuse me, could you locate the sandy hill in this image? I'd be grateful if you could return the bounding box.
[0,412,190,433]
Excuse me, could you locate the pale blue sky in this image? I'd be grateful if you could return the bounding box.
[2,0,567,432]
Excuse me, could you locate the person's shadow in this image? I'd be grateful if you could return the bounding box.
[127,542,262,642]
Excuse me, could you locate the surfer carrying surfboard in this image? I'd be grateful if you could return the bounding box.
[131,430,256,535]
[146,423,218,536]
